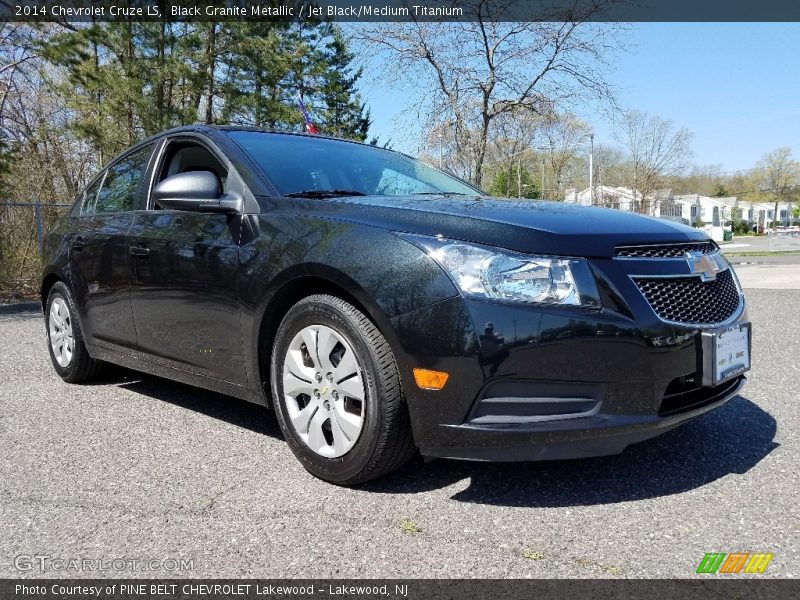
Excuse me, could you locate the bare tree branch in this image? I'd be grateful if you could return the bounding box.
[355,1,625,186]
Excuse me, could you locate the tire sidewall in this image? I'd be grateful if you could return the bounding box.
[270,298,386,482]
[45,282,85,381]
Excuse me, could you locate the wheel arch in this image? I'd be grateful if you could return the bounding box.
[253,267,406,408]
[41,271,64,311]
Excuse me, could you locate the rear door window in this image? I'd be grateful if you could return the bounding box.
[93,144,154,214]
[80,176,105,215]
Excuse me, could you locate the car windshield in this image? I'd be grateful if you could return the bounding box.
[227,131,480,198]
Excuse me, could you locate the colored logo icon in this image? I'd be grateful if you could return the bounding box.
[696,552,773,574]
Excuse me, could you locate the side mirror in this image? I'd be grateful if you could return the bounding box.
[152,171,242,214]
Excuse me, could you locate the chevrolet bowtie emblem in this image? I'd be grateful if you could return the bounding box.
[688,251,721,282]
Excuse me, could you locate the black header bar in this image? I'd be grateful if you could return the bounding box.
[2,0,800,23]
[2,579,800,600]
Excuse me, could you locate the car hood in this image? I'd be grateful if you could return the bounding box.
[289,194,709,258]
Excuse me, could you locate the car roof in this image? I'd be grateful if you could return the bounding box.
[99,124,386,182]
[158,124,376,150]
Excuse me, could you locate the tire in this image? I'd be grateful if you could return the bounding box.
[270,294,416,485]
[45,281,105,383]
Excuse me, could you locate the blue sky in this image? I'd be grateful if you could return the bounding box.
[356,23,800,172]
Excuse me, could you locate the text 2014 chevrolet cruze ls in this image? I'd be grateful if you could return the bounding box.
[41,126,751,484]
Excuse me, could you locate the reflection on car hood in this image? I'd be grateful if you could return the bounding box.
[288,194,710,258]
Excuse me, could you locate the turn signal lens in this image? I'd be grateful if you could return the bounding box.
[413,368,449,390]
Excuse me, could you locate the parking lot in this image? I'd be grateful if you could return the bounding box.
[1,266,797,579]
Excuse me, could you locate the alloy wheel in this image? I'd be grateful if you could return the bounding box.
[49,297,74,368]
[282,324,365,458]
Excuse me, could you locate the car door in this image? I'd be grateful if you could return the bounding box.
[68,143,155,350]
[127,137,248,384]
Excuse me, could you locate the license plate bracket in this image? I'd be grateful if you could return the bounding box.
[700,322,751,387]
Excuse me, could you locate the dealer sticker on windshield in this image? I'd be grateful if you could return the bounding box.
[701,323,751,387]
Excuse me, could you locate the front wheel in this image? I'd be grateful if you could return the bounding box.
[270,294,416,485]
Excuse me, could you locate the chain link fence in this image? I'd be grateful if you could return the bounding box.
[0,201,71,301]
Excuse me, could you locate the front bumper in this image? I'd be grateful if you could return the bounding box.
[427,375,744,461]
[388,256,749,462]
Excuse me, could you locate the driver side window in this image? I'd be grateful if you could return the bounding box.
[151,141,228,209]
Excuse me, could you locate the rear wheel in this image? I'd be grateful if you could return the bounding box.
[45,281,105,383]
[270,294,416,485]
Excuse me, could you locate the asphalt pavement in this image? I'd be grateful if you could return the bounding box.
[721,234,800,262]
[0,267,797,579]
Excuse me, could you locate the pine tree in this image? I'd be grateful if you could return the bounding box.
[318,27,370,141]
[488,165,540,199]
[220,22,295,128]
[38,20,372,159]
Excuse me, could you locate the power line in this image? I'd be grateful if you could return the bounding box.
[729,184,800,196]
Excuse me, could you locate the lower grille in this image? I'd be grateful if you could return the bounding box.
[659,375,743,416]
[634,269,741,325]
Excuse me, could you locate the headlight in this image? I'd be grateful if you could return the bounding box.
[403,235,600,306]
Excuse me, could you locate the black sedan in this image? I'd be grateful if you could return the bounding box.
[41,126,751,484]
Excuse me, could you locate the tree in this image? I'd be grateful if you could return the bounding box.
[665,164,728,196]
[488,163,540,199]
[0,24,40,194]
[358,1,624,186]
[219,21,295,128]
[318,27,371,141]
[43,21,197,159]
[477,106,542,195]
[616,110,693,214]
[755,147,800,227]
[561,143,629,203]
[419,118,476,182]
[0,20,372,300]
[730,206,749,235]
[712,183,730,197]
[40,20,372,155]
[540,112,592,199]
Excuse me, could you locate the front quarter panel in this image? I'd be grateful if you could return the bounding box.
[238,205,462,397]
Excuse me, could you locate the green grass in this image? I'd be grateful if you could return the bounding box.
[399,519,421,534]
[575,557,624,576]
[522,549,545,561]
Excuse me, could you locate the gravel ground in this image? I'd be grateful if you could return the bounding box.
[0,284,797,579]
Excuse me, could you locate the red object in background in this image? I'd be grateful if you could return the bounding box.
[297,95,318,134]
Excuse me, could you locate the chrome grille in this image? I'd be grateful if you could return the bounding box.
[634,269,741,325]
[616,241,718,258]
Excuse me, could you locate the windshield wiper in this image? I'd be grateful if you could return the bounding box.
[416,191,470,196]
[286,189,367,199]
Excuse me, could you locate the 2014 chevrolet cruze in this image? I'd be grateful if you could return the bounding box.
[41,126,751,484]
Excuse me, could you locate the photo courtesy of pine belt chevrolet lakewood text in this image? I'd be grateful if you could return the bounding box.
[40,126,752,484]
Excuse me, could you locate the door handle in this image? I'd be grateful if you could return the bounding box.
[129,244,150,258]
[72,236,85,251]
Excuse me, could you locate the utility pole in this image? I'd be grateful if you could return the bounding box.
[518,157,522,198]
[541,154,545,200]
[589,133,595,205]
